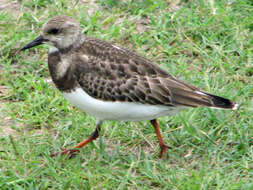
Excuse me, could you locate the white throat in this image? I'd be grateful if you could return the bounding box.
[49,46,59,53]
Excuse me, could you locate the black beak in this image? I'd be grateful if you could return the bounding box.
[21,35,45,51]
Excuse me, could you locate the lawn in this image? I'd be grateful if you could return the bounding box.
[0,0,252,189]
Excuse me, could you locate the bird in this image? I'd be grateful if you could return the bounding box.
[21,15,237,158]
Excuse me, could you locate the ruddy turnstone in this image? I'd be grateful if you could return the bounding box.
[22,15,237,158]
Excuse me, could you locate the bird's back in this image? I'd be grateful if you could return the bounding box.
[73,38,236,110]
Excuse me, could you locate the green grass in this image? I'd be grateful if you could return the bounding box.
[0,0,252,189]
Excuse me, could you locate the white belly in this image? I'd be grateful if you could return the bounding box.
[62,88,182,121]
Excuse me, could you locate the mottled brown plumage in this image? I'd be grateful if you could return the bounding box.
[47,36,235,109]
[22,15,237,158]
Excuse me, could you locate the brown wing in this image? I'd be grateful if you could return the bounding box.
[74,57,173,106]
[74,38,233,108]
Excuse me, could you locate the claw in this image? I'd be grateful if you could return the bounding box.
[50,148,80,158]
[159,144,170,158]
[151,119,171,158]
[50,122,102,158]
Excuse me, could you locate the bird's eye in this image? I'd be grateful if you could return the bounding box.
[48,28,60,35]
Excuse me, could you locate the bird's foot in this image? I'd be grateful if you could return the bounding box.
[159,144,171,158]
[50,148,80,158]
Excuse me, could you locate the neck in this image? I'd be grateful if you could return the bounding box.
[48,47,77,92]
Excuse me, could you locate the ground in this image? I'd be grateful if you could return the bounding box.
[0,0,252,189]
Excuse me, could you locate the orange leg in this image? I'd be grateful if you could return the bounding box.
[150,119,170,158]
[51,122,102,158]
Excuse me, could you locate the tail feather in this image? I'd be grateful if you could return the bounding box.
[164,78,237,110]
[204,92,238,110]
[170,88,237,110]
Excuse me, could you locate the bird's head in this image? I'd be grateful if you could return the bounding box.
[22,15,82,51]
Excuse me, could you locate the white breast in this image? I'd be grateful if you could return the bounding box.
[62,88,183,121]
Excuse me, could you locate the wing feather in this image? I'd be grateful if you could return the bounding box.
[73,38,231,108]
